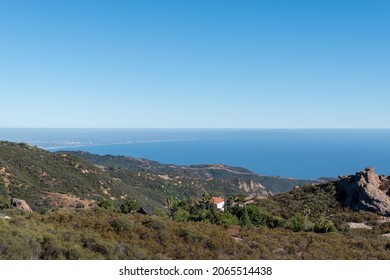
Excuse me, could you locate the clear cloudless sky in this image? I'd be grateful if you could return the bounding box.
[0,0,389,128]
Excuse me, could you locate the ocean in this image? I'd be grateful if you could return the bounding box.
[1,128,390,179]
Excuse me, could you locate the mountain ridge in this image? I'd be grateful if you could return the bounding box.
[1,141,277,213]
[64,150,322,194]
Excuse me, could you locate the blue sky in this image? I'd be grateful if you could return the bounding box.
[0,0,389,128]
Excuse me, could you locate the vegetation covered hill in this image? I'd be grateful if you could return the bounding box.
[1,184,390,260]
[2,140,390,260]
[0,141,272,213]
[65,151,322,193]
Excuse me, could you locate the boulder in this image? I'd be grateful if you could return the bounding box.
[347,222,372,230]
[0,214,11,220]
[336,167,390,216]
[382,233,390,238]
[11,198,33,212]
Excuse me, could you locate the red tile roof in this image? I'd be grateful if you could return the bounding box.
[211,197,225,204]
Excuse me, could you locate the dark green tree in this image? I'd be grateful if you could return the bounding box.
[172,208,190,222]
[97,199,115,210]
[120,199,139,214]
[290,213,305,232]
[216,211,239,226]
[239,208,251,227]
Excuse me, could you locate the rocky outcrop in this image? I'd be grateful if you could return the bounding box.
[238,180,270,197]
[11,198,33,212]
[336,167,390,216]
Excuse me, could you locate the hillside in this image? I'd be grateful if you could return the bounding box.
[2,140,390,260]
[1,180,390,260]
[0,141,271,213]
[64,151,321,193]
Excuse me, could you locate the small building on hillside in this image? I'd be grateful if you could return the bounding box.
[211,196,225,211]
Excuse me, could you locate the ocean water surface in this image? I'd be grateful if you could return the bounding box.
[1,129,390,179]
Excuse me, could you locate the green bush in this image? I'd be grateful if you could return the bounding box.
[216,211,239,226]
[120,199,139,214]
[110,216,133,232]
[289,213,305,232]
[314,214,336,233]
[172,208,190,222]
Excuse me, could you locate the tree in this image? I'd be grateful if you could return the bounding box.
[239,208,251,227]
[217,211,239,226]
[97,199,115,210]
[290,213,305,232]
[166,196,179,219]
[172,208,190,222]
[245,205,263,226]
[120,199,139,214]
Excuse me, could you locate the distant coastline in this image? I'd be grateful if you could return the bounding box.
[1,128,390,180]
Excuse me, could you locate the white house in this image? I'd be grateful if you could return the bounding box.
[211,197,225,211]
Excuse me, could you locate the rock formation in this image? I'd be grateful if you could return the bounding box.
[11,198,33,212]
[336,167,390,216]
[238,180,271,197]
